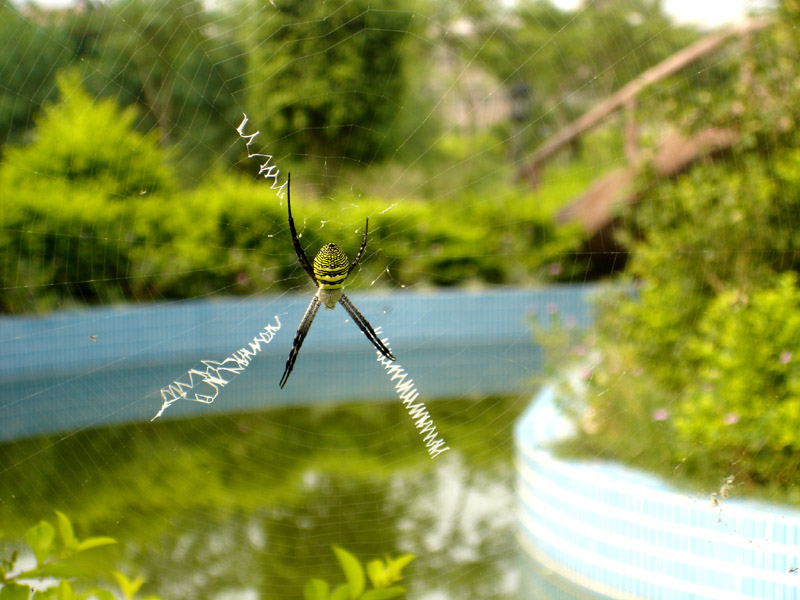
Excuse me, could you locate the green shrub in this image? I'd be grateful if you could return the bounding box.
[0,177,138,312]
[0,66,584,312]
[554,8,800,496]
[2,70,174,198]
[675,273,800,484]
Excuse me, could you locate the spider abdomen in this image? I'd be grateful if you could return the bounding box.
[313,243,350,290]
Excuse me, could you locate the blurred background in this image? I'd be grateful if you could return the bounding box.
[2,0,799,598]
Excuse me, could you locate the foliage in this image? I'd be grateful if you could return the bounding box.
[0,1,67,145]
[0,511,158,600]
[456,0,700,148]
[1,140,579,314]
[557,4,800,495]
[2,70,174,198]
[0,72,175,312]
[304,547,414,600]
[243,0,418,168]
[57,0,247,182]
[675,274,800,484]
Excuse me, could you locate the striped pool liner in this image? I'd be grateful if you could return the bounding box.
[515,385,800,600]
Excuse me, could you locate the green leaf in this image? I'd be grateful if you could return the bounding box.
[54,512,75,550]
[87,590,116,600]
[75,537,117,552]
[366,559,385,588]
[0,583,31,600]
[361,587,407,600]
[367,554,415,588]
[25,520,55,564]
[303,578,330,600]
[329,585,350,600]
[57,579,74,600]
[383,554,415,583]
[332,547,364,599]
[112,571,145,600]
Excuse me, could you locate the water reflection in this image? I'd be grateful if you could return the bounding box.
[1,396,531,599]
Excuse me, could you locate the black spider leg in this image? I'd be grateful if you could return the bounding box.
[339,292,396,361]
[348,218,369,276]
[286,173,316,284]
[280,294,322,388]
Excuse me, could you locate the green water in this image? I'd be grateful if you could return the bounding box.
[0,395,530,599]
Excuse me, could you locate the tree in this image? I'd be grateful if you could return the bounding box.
[0,0,68,146]
[243,0,417,171]
[58,0,247,181]
[564,1,800,490]
[463,0,701,146]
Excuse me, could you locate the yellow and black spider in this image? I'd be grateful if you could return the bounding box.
[280,174,396,388]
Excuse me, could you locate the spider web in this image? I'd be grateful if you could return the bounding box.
[0,1,786,599]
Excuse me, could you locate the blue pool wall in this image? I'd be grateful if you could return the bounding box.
[0,286,595,441]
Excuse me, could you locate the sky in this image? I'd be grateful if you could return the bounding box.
[553,0,767,27]
[22,0,765,27]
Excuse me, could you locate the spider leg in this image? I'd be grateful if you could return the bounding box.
[339,292,396,361]
[286,173,317,284]
[348,218,369,276]
[280,294,322,388]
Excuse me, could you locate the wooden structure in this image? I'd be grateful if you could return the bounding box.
[517,19,770,239]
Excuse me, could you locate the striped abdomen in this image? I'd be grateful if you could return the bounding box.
[313,243,349,290]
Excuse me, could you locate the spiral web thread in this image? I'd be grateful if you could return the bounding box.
[375,327,450,458]
[152,317,282,420]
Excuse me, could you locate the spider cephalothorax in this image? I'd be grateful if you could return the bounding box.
[279,174,396,388]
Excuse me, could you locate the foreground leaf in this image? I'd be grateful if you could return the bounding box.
[329,584,350,600]
[304,578,330,600]
[332,547,364,599]
[0,583,30,600]
[55,511,75,549]
[75,537,117,552]
[113,571,145,600]
[25,520,55,564]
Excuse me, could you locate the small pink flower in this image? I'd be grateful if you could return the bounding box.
[652,408,669,421]
[724,412,740,425]
[547,303,558,315]
[579,367,592,380]
[548,262,563,276]
[565,315,578,329]
[236,272,250,286]
[780,351,792,365]
[572,344,587,356]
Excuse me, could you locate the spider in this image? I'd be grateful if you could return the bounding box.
[279,174,396,388]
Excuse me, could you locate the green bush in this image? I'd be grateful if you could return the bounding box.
[554,7,800,496]
[3,70,174,198]
[0,66,585,313]
[0,177,138,313]
[675,273,800,484]
[0,166,578,312]
[571,144,800,490]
